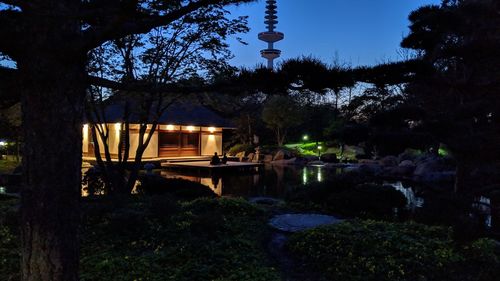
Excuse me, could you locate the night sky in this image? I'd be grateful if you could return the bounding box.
[227,0,442,68]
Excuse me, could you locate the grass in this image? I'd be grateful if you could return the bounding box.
[0,158,19,174]
[285,142,357,160]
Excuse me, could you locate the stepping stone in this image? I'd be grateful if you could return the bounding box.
[248,197,284,206]
[269,214,343,232]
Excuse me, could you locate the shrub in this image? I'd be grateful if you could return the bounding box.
[288,220,500,281]
[82,167,106,196]
[0,200,19,281]
[228,143,255,156]
[137,175,217,200]
[79,198,279,281]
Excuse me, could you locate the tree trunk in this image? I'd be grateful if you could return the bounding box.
[19,4,85,279]
[454,160,473,194]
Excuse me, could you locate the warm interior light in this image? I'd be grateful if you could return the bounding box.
[166,124,175,131]
[114,123,122,131]
[187,126,195,132]
[208,127,215,133]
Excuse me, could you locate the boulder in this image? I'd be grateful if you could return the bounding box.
[235,151,246,161]
[273,149,294,161]
[359,159,379,165]
[345,145,365,155]
[414,160,443,176]
[321,153,338,163]
[263,154,274,163]
[272,158,301,165]
[269,214,343,233]
[398,149,421,163]
[358,164,383,175]
[399,160,415,167]
[380,156,399,167]
[386,165,415,177]
[247,153,255,162]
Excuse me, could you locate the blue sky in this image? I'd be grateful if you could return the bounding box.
[227,0,442,68]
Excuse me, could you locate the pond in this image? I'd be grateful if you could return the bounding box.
[158,164,424,209]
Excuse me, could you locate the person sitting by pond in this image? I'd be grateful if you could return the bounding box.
[221,153,228,164]
[210,152,221,165]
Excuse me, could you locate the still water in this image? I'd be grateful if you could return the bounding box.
[159,164,423,209]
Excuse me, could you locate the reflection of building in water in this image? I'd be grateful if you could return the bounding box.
[161,171,222,196]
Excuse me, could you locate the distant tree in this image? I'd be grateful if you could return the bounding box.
[262,95,303,146]
[0,0,254,279]
[402,0,500,192]
[87,6,248,195]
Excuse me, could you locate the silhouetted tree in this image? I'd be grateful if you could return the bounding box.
[402,0,500,193]
[0,0,254,279]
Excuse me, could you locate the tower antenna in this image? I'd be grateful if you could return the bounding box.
[258,0,284,70]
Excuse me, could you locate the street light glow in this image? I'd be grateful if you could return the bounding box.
[303,135,309,141]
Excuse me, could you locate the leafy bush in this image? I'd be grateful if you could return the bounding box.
[288,220,500,281]
[228,143,255,156]
[79,197,280,281]
[82,167,106,196]
[137,175,217,200]
[0,200,19,281]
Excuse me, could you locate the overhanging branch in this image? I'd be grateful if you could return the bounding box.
[82,0,233,50]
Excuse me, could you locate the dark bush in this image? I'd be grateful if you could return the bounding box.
[148,194,180,218]
[327,183,407,217]
[288,220,500,281]
[137,175,217,200]
[82,167,106,196]
[414,193,486,242]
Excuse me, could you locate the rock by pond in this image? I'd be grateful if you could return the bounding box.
[269,214,343,233]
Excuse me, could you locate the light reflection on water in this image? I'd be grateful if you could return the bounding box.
[159,164,419,203]
[160,164,334,198]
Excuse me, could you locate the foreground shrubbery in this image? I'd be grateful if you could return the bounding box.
[288,220,500,281]
[0,197,280,281]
